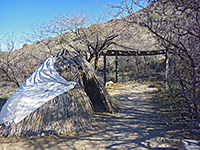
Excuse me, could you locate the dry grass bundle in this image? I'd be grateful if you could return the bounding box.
[0,49,114,137]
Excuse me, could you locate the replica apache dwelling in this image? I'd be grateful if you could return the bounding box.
[0,49,114,137]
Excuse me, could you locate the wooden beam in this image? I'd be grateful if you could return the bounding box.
[102,49,166,56]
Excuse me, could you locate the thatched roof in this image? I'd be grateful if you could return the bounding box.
[0,49,114,137]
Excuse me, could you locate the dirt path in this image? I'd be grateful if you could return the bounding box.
[0,83,180,150]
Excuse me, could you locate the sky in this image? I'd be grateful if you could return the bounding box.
[0,0,122,49]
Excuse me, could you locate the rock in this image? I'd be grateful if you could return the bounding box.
[106,81,122,88]
[106,81,114,87]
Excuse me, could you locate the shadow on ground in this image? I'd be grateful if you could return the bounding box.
[0,83,183,150]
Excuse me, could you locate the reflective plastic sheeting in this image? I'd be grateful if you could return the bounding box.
[0,57,77,125]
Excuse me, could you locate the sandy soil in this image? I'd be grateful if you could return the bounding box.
[0,82,182,150]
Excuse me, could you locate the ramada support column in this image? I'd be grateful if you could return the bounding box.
[103,54,107,86]
[115,56,118,83]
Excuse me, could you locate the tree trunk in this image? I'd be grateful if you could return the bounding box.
[165,53,169,88]
[94,58,98,71]
[87,54,94,62]
[94,53,99,71]
[180,81,192,116]
[192,75,198,119]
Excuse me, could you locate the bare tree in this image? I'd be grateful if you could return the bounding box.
[0,34,44,87]
[29,12,126,70]
[0,34,22,87]
[107,0,200,119]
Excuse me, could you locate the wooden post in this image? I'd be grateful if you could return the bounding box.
[103,55,106,86]
[115,56,118,83]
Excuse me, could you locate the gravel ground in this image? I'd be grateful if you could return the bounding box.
[0,82,181,150]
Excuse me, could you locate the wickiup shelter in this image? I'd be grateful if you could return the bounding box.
[0,49,114,137]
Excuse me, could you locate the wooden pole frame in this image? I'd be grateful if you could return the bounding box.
[103,55,107,86]
[115,56,118,83]
[102,49,166,86]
